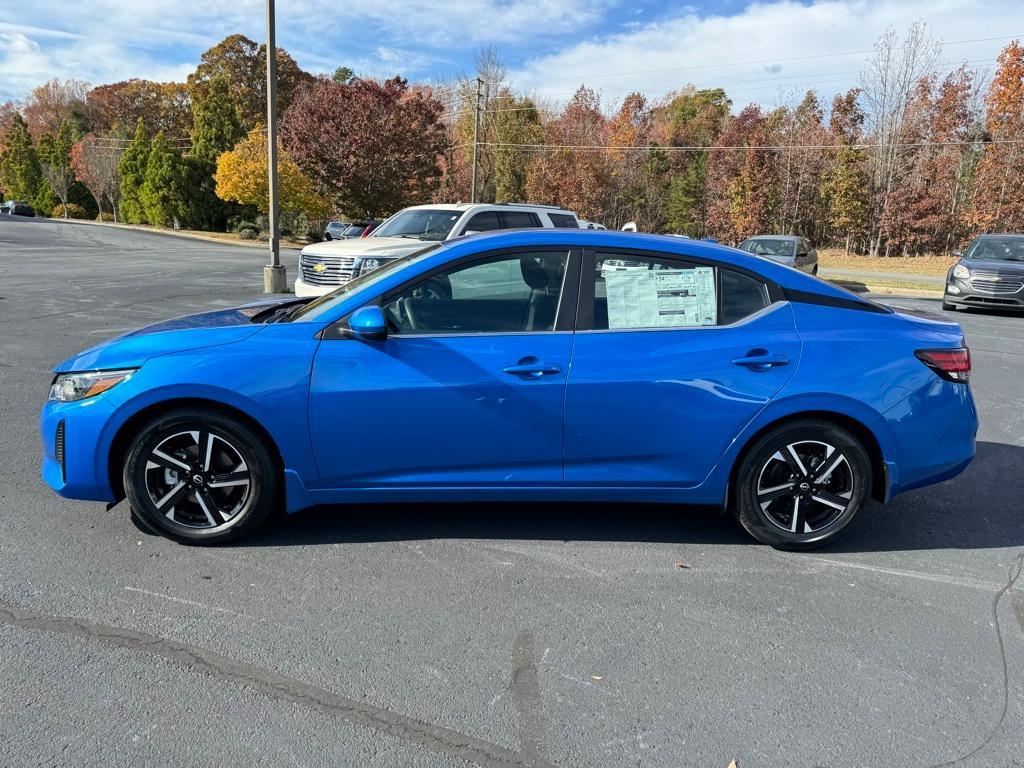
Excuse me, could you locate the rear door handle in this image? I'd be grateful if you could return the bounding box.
[732,352,791,371]
[502,357,562,379]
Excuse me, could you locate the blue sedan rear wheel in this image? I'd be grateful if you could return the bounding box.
[733,419,871,550]
[123,408,278,544]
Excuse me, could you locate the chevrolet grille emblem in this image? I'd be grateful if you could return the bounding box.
[312,262,327,273]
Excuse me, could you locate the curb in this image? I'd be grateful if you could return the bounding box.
[49,217,305,251]
[826,278,943,299]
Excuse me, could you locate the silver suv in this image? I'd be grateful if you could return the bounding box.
[295,203,580,297]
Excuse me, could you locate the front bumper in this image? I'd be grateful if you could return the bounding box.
[40,395,119,502]
[945,276,1024,310]
[294,276,337,298]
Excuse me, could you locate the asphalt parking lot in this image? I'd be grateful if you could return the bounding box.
[2,215,1023,767]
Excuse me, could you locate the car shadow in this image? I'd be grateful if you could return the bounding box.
[238,441,1023,553]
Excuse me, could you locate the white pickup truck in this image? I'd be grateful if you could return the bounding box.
[294,202,581,297]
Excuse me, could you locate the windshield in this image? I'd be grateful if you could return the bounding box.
[739,238,796,258]
[288,244,442,322]
[963,236,1024,261]
[372,209,462,241]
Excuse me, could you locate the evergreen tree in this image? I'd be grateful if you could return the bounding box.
[119,120,150,223]
[0,113,42,204]
[188,75,244,229]
[141,131,188,227]
[37,119,79,215]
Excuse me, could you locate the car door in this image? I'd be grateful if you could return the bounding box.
[308,248,579,488]
[563,250,801,487]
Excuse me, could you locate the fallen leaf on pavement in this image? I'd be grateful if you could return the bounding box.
[674,561,690,569]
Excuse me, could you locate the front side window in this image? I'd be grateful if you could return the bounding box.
[591,253,770,330]
[382,251,570,335]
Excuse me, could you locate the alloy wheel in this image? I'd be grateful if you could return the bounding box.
[143,430,252,530]
[755,440,854,534]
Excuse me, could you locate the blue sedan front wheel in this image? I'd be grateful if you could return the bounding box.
[123,408,278,544]
[733,419,871,550]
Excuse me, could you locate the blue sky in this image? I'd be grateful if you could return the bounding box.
[0,0,1020,111]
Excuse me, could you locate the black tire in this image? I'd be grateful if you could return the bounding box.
[123,407,278,544]
[731,419,871,550]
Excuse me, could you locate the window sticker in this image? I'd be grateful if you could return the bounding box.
[605,266,716,328]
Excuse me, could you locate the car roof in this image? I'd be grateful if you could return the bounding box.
[742,234,799,241]
[974,233,1024,239]
[402,202,575,214]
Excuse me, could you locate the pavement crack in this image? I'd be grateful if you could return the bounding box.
[927,550,1024,768]
[0,598,546,768]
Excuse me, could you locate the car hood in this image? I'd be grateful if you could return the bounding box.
[301,236,432,259]
[53,297,297,373]
[960,257,1024,276]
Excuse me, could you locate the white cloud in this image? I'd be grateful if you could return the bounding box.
[508,0,1024,111]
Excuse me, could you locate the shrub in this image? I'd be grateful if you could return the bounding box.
[97,212,115,222]
[52,203,90,219]
[237,225,259,240]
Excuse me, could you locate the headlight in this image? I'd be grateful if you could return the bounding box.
[361,258,382,273]
[49,369,136,402]
[952,263,970,279]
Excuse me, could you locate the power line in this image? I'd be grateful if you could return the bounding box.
[475,138,1023,153]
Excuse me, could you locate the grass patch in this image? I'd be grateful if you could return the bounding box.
[818,248,956,277]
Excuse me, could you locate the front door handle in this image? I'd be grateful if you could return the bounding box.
[502,356,562,379]
[732,351,791,371]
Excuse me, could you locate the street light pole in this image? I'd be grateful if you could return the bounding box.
[263,0,286,293]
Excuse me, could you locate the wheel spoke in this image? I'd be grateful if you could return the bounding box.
[194,487,224,527]
[784,444,809,476]
[150,449,190,473]
[199,432,214,471]
[814,452,846,484]
[757,482,795,505]
[208,470,250,488]
[811,490,851,512]
[790,496,805,533]
[154,481,189,512]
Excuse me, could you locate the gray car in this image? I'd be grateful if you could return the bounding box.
[737,235,818,275]
[943,233,1024,312]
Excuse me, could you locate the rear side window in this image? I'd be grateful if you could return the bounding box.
[500,211,542,229]
[548,212,579,228]
[463,211,501,232]
[591,253,771,329]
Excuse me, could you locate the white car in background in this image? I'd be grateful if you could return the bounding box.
[295,203,581,297]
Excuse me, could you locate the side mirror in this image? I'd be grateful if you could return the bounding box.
[952,250,962,258]
[346,305,387,341]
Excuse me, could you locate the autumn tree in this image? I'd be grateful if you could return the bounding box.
[657,87,730,236]
[37,120,79,215]
[282,76,447,218]
[188,34,313,130]
[23,79,92,139]
[215,127,329,218]
[140,131,189,226]
[71,133,124,220]
[118,121,151,223]
[968,41,1024,233]
[87,79,191,136]
[821,90,870,253]
[604,93,667,230]
[525,86,611,220]
[0,113,43,205]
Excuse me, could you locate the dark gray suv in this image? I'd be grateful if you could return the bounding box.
[943,234,1024,312]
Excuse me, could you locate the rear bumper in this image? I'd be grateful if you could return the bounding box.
[884,381,978,497]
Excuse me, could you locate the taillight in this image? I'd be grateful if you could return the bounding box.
[915,348,970,382]
[359,226,371,238]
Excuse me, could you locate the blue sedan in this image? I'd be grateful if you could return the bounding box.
[41,231,977,549]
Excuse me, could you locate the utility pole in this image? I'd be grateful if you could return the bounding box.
[263,0,285,293]
[470,77,484,203]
